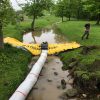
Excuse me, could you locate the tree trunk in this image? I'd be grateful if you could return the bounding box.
[61,7,64,22]
[96,13,100,25]
[77,9,80,20]
[69,14,71,21]
[62,16,64,22]
[69,0,71,21]
[66,17,68,21]
[32,31,36,43]
[0,21,4,48]
[31,15,36,31]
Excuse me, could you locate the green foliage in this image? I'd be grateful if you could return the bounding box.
[23,0,54,29]
[75,71,90,80]
[55,0,84,21]
[83,0,100,24]
[23,0,54,16]
[83,0,100,15]
[94,71,100,79]
[55,0,100,23]
[3,24,23,40]
[0,0,17,48]
[0,0,16,25]
[0,44,32,100]
[23,1,43,17]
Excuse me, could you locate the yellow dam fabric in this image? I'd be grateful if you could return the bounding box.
[4,37,80,55]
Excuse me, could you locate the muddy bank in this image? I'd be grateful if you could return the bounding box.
[59,45,100,99]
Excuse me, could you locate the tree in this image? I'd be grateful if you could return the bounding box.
[55,0,78,21]
[23,0,54,31]
[64,0,83,21]
[43,0,54,13]
[0,0,16,48]
[74,0,83,20]
[55,0,64,22]
[83,0,100,24]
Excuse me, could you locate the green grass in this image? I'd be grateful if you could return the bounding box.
[3,24,22,40]
[0,44,32,100]
[57,21,100,45]
[35,15,60,29]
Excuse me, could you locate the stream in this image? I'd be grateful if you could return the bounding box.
[23,27,75,100]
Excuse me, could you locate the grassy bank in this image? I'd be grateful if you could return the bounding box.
[57,21,100,64]
[57,21,100,95]
[0,44,32,100]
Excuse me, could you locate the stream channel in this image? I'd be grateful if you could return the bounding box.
[23,26,75,100]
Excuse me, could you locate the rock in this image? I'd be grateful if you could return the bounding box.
[81,46,98,55]
[62,66,68,71]
[97,94,100,99]
[57,85,61,89]
[59,92,68,100]
[47,79,52,82]
[52,68,55,70]
[45,60,49,63]
[68,79,74,84]
[56,61,60,63]
[54,72,58,76]
[61,79,66,89]
[65,89,78,97]
[82,94,87,98]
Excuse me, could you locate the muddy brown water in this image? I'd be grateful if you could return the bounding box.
[23,28,67,44]
[23,27,75,100]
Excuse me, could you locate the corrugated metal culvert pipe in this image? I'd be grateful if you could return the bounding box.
[9,42,48,100]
